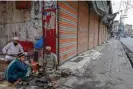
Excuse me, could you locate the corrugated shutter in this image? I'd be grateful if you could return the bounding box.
[58,1,78,63]
[94,14,99,47]
[99,22,104,44]
[105,26,108,41]
[89,11,95,49]
[103,25,106,42]
[105,26,107,41]
[102,25,104,43]
[78,2,89,54]
[98,22,102,45]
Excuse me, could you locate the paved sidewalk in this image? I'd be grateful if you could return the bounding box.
[57,39,133,89]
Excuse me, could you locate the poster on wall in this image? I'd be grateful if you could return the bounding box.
[44,12,55,30]
[43,1,57,53]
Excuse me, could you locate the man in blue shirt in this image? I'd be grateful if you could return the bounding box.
[5,53,28,85]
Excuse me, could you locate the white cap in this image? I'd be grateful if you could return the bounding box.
[13,37,19,40]
[46,46,51,50]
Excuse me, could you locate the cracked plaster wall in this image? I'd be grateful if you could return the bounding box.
[0,1,42,50]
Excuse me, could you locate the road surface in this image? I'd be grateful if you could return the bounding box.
[57,39,133,89]
[121,37,133,53]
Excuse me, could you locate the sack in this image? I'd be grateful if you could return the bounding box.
[34,37,44,49]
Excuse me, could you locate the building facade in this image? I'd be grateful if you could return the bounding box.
[56,1,113,63]
[124,24,133,36]
[0,1,114,64]
[112,20,119,37]
[0,1,42,50]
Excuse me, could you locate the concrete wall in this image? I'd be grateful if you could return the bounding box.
[0,1,42,50]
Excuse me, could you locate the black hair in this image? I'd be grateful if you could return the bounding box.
[17,53,25,57]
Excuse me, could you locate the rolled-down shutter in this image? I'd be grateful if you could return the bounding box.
[99,22,102,45]
[94,14,99,47]
[99,22,104,44]
[78,2,89,54]
[105,26,108,41]
[58,1,78,63]
[89,11,95,49]
[103,25,106,42]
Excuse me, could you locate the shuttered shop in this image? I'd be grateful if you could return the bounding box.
[98,22,102,45]
[93,14,99,47]
[78,2,89,54]
[89,11,95,49]
[58,1,78,63]
[105,26,108,41]
[102,25,104,43]
[99,22,104,44]
[103,25,106,42]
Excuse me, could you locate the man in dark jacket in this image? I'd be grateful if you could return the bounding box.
[5,53,28,84]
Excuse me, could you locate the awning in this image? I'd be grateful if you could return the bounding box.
[92,1,109,16]
[101,13,117,25]
[92,1,118,27]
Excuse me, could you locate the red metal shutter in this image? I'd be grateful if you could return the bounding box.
[89,11,95,49]
[78,2,89,54]
[58,1,78,63]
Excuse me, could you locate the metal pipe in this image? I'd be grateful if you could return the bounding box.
[57,1,60,65]
[77,1,79,54]
[42,1,45,57]
[88,3,90,49]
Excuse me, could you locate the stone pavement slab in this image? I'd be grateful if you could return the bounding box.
[57,39,133,89]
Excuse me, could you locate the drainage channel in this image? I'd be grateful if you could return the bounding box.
[121,42,133,68]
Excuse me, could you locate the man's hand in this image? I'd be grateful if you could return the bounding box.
[23,52,28,56]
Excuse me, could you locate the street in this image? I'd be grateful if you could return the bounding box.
[0,1,133,89]
[13,38,133,89]
[0,40,133,89]
[121,37,133,53]
[57,39,133,89]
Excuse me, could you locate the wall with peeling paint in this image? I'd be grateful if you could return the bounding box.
[0,1,42,50]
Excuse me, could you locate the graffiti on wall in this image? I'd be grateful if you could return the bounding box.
[43,1,56,30]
